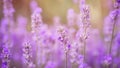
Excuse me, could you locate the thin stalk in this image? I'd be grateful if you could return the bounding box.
[65,52,68,68]
[109,14,118,54]
[83,27,87,62]
[113,46,120,68]
[107,10,118,68]
[83,40,86,62]
[105,20,116,68]
[36,41,39,68]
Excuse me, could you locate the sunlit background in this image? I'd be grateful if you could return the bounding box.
[0,0,115,30]
[0,0,119,68]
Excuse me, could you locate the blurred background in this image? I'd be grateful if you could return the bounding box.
[0,0,115,30]
[0,0,119,68]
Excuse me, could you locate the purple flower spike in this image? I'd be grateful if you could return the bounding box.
[103,55,112,65]
[22,40,35,68]
[68,44,71,50]
[1,46,11,68]
[117,0,120,3]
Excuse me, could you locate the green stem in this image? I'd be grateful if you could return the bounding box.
[65,52,68,68]
[83,40,86,62]
[107,9,118,68]
[109,12,118,55]
[109,20,116,54]
[83,26,87,62]
[36,44,38,68]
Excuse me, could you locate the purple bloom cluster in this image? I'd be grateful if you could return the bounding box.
[22,40,35,68]
[1,46,11,68]
[0,0,120,68]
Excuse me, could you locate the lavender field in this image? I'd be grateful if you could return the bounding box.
[0,0,120,68]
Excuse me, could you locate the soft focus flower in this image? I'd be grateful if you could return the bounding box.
[3,0,15,17]
[57,26,70,53]
[22,40,35,68]
[103,55,112,65]
[67,8,75,27]
[0,0,120,68]
[45,61,57,68]
[1,42,11,68]
[117,0,120,3]
[31,7,43,42]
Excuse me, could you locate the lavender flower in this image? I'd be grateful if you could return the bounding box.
[31,7,42,42]
[104,10,118,55]
[3,0,15,17]
[114,32,120,46]
[1,46,10,68]
[57,26,70,53]
[16,15,28,35]
[77,54,90,68]
[69,41,80,64]
[77,0,91,63]
[1,39,12,68]
[45,61,57,68]
[22,40,35,68]
[67,8,75,27]
[114,0,120,8]
[3,0,15,32]
[57,26,71,68]
[103,1,120,68]
[103,55,112,66]
[104,0,119,55]
[1,0,120,67]
[31,3,45,67]
[30,0,42,13]
[0,19,9,34]
[117,0,120,3]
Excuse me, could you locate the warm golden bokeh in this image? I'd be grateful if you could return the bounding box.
[0,0,115,30]
[0,0,119,68]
